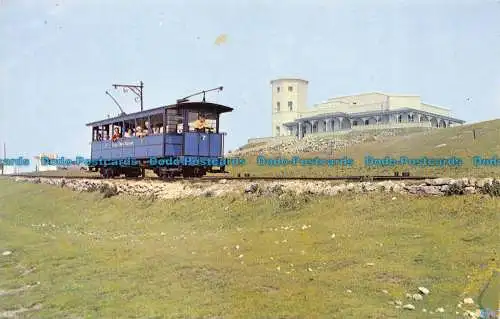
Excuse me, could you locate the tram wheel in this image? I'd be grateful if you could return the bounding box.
[182,167,195,178]
[101,167,114,179]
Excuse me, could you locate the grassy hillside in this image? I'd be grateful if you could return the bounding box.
[0,180,498,318]
[229,119,500,178]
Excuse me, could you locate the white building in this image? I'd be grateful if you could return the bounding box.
[271,78,465,138]
[33,153,58,172]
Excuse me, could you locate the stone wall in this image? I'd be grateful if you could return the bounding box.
[8,176,499,199]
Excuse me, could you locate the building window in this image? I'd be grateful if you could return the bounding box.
[276,126,280,136]
[365,120,369,125]
[398,115,402,123]
[408,114,414,122]
[288,86,293,92]
[288,101,293,111]
[276,102,280,112]
[277,87,280,93]
[353,120,358,126]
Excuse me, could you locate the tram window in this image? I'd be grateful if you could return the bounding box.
[101,124,110,140]
[123,119,135,138]
[93,127,100,141]
[188,111,216,132]
[150,113,163,135]
[133,117,150,137]
[94,125,108,141]
[166,108,183,134]
[110,122,122,140]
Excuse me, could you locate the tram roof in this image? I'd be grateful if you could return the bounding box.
[86,101,234,127]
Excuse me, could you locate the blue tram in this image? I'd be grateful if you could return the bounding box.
[85,100,233,178]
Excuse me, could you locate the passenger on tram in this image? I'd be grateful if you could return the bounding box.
[124,128,132,138]
[135,126,147,138]
[112,127,121,142]
[193,114,213,133]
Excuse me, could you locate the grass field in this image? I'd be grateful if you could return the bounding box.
[0,179,498,318]
[229,119,500,178]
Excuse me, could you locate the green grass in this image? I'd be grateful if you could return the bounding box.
[0,180,498,318]
[230,119,500,178]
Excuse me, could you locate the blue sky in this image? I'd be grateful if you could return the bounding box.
[1,0,499,171]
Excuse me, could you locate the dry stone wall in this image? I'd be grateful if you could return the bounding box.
[9,176,499,199]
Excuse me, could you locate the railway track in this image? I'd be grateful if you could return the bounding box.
[6,174,436,182]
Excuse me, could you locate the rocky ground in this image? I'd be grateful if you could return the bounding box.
[10,176,500,199]
[231,128,429,156]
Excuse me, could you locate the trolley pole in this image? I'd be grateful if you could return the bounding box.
[1,142,5,175]
[112,81,144,111]
[140,81,144,111]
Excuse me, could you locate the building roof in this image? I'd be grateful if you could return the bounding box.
[281,107,465,126]
[326,92,413,100]
[270,78,309,84]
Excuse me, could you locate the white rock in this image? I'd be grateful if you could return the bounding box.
[382,290,389,294]
[436,307,444,313]
[2,251,12,256]
[346,289,352,293]
[331,233,336,238]
[366,262,375,266]
[395,300,403,306]
[403,304,415,310]
[463,297,474,304]
[391,197,397,200]
[413,294,423,301]
[418,287,430,295]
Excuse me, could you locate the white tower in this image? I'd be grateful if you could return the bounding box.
[271,78,308,137]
